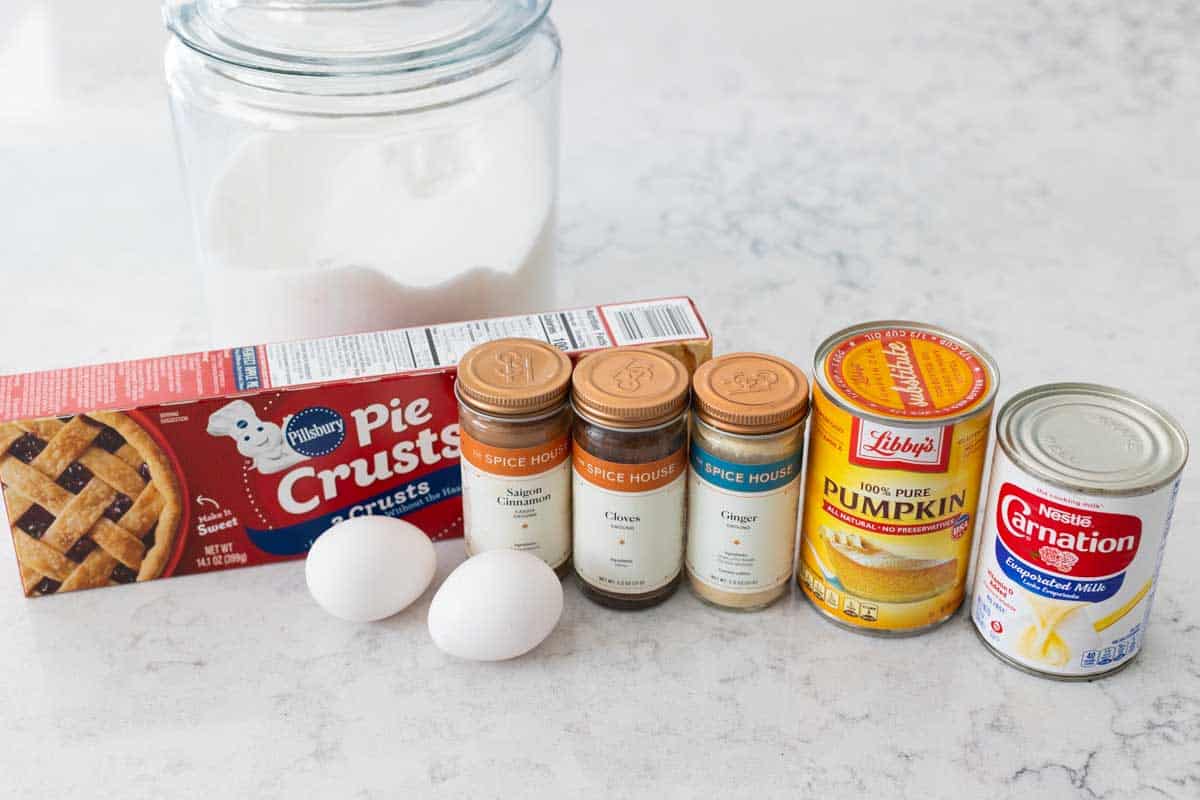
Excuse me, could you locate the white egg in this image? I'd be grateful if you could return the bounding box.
[305,516,436,622]
[428,549,563,661]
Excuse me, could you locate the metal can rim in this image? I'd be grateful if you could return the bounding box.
[996,381,1189,497]
[812,320,1000,428]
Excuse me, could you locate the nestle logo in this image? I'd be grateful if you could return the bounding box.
[848,418,952,473]
[996,482,1141,579]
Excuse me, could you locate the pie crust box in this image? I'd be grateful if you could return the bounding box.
[0,298,712,597]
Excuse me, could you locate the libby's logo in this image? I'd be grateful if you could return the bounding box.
[996,482,1141,578]
[611,359,654,392]
[722,368,779,395]
[848,418,952,472]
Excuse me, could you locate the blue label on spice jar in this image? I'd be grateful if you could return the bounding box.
[689,443,802,493]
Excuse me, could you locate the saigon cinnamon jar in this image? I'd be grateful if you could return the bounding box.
[685,353,809,611]
[456,338,573,577]
[570,348,691,609]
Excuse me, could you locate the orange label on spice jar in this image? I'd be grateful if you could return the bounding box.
[460,430,572,568]
[572,447,687,493]
[572,444,688,594]
[825,327,991,421]
[460,430,570,477]
[797,382,993,632]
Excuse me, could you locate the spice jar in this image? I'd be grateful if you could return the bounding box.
[456,338,573,576]
[571,348,691,609]
[686,353,809,610]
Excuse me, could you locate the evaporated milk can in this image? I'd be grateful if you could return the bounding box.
[971,383,1188,680]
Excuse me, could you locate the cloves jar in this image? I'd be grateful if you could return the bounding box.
[570,347,691,609]
[685,353,809,610]
[456,338,573,577]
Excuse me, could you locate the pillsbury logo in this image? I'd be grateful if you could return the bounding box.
[285,407,346,458]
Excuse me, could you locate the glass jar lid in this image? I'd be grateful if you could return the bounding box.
[692,352,810,435]
[456,338,572,416]
[572,348,690,429]
[164,0,551,76]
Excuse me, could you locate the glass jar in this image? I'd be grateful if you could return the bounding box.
[570,348,691,610]
[163,0,560,346]
[685,353,810,611]
[455,338,573,576]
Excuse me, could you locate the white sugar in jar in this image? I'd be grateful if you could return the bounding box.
[163,0,560,345]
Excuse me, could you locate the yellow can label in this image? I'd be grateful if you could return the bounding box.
[798,380,993,632]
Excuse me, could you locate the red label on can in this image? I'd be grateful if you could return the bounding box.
[995,482,1142,578]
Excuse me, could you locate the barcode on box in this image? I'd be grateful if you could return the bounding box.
[601,299,705,346]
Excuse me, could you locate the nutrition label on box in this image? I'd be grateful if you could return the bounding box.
[260,298,705,389]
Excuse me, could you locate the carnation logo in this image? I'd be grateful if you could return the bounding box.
[848,418,952,473]
[996,482,1141,579]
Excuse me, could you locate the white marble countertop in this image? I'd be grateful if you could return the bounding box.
[2,1,1198,797]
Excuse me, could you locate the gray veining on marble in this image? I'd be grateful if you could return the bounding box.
[1,1,1198,797]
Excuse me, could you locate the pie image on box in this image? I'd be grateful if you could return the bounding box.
[0,412,182,596]
[819,526,956,603]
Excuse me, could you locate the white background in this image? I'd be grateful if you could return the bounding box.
[1,1,1198,797]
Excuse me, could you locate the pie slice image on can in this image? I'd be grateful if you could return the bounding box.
[797,321,999,635]
[970,383,1188,680]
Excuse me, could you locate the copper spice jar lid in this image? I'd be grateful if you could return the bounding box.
[571,347,690,428]
[691,352,809,434]
[456,338,573,416]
